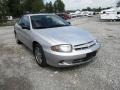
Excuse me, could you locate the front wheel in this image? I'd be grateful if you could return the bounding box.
[34,44,47,67]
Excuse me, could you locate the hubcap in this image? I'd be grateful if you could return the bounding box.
[35,47,42,64]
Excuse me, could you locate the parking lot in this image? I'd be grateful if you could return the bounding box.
[0,16,120,90]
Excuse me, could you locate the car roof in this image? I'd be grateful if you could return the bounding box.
[24,13,56,17]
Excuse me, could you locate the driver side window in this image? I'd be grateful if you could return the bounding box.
[18,17,24,25]
[18,16,30,28]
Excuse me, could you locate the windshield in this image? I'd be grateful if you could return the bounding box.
[31,15,70,29]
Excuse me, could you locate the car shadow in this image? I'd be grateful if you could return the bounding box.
[46,58,96,72]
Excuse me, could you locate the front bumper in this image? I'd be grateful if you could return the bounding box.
[44,43,100,67]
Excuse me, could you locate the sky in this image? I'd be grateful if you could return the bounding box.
[44,0,119,10]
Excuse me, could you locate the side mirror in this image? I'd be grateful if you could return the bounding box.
[22,25,30,30]
[67,22,71,25]
[20,23,30,30]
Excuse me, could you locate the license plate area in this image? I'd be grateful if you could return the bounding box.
[72,51,97,63]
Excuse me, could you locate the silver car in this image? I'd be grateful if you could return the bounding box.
[14,13,100,67]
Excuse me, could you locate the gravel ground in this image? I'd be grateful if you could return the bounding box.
[0,16,120,90]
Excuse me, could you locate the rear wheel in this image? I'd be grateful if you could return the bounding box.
[34,44,47,67]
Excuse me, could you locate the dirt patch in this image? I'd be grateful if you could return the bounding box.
[0,77,33,90]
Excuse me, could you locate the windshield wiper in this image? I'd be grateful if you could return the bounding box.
[34,26,48,29]
[50,24,69,28]
[34,25,70,29]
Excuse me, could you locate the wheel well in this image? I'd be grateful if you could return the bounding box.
[32,41,42,50]
[14,31,16,37]
[14,30,16,35]
[32,41,39,52]
[32,41,44,55]
[33,41,39,48]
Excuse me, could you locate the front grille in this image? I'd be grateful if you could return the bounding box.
[72,51,97,63]
[74,41,96,51]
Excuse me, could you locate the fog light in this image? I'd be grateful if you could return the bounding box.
[59,60,64,64]
[59,61,71,65]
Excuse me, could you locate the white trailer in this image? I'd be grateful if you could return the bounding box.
[6,16,13,20]
[80,11,94,17]
[86,11,94,17]
[100,7,120,20]
[69,10,81,18]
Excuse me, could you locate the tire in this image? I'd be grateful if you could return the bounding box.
[15,32,22,44]
[33,44,47,67]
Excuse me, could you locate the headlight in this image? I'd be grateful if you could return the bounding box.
[51,45,72,52]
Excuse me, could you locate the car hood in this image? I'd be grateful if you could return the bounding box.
[34,26,95,45]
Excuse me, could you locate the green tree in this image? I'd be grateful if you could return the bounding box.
[45,2,49,12]
[54,0,65,12]
[117,0,120,7]
[86,7,92,11]
[82,7,102,12]
[0,0,9,19]
[0,0,45,19]
[49,1,54,13]
[24,0,32,12]
[32,0,44,13]
[98,7,102,12]
[0,0,2,17]
[7,0,21,17]
[54,0,58,12]
[24,0,44,13]
[45,1,54,13]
